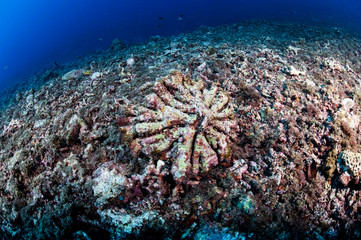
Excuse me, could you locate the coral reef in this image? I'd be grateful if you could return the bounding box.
[118,71,238,183]
[0,21,361,239]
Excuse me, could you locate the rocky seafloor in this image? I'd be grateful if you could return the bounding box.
[1,21,361,239]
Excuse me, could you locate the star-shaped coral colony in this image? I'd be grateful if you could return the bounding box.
[118,71,238,183]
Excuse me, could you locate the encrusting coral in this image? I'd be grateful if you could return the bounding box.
[118,71,238,182]
[338,150,361,185]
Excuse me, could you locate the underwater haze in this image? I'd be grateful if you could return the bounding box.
[1,0,361,91]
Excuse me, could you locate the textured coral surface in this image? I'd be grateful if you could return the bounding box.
[0,21,361,239]
[118,71,238,182]
[338,150,361,181]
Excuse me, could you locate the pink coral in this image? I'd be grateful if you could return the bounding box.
[118,71,238,183]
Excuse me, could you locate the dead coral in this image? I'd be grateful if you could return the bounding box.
[338,150,361,184]
[0,119,24,138]
[322,147,338,179]
[1,21,361,239]
[118,71,239,183]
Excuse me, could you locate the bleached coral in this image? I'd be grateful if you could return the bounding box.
[118,71,238,182]
[61,69,83,81]
[338,150,361,184]
[92,162,131,206]
[99,209,164,234]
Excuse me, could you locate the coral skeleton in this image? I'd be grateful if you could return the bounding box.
[338,150,361,181]
[118,71,238,182]
[2,22,361,239]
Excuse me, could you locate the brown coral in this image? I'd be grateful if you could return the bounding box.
[118,71,238,182]
[322,148,337,179]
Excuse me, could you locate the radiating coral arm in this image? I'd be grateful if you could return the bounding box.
[171,127,195,181]
[204,128,218,149]
[210,119,237,134]
[130,138,142,156]
[210,91,229,112]
[139,128,182,155]
[163,106,188,125]
[174,88,194,104]
[146,93,167,109]
[213,104,234,119]
[153,81,178,104]
[216,133,232,162]
[191,134,202,175]
[163,72,197,104]
[162,71,184,89]
[140,136,172,155]
[120,125,135,141]
[203,86,218,108]
[205,127,232,162]
[197,134,219,173]
[137,110,163,122]
[154,81,196,113]
[135,122,165,136]
[117,116,135,126]
[192,133,218,175]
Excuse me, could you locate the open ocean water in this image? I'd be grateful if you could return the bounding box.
[1,0,361,92]
[1,1,361,239]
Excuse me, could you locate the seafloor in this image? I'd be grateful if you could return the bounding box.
[1,21,361,239]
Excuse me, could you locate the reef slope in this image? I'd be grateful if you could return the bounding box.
[1,21,361,239]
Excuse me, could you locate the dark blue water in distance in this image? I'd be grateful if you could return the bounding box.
[0,0,361,91]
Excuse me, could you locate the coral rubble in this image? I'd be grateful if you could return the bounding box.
[0,21,361,239]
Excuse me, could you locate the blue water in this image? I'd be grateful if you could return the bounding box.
[0,0,361,91]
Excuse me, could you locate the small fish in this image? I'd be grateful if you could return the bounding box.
[99,38,103,41]
[178,14,184,21]
[3,66,8,70]
[158,16,163,20]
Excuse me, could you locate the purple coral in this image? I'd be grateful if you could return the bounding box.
[118,71,238,182]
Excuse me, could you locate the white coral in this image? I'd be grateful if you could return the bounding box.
[338,150,361,180]
[92,162,130,205]
[99,209,163,234]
